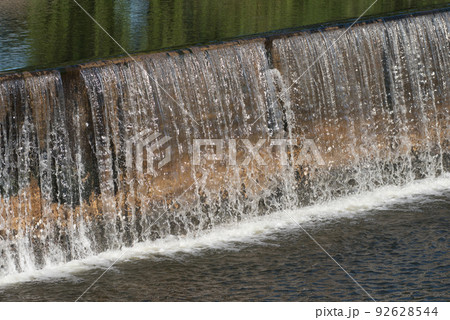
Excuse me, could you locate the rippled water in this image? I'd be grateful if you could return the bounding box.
[0,177,448,301]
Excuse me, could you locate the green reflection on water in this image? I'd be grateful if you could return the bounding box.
[0,0,448,72]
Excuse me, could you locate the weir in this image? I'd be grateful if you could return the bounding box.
[0,10,449,277]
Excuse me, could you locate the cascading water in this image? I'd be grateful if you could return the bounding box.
[271,11,450,199]
[0,11,448,279]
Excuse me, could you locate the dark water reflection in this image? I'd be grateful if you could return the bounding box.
[0,191,448,301]
[0,0,449,72]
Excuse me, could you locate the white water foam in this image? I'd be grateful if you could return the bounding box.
[1,174,449,287]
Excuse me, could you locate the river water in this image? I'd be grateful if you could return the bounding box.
[0,0,449,72]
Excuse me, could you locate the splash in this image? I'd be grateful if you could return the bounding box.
[0,173,449,287]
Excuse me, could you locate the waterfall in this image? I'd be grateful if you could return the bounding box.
[0,11,448,277]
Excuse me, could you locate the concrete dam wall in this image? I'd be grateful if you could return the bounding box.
[0,10,449,275]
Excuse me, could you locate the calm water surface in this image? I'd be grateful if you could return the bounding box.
[0,191,448,301]
[0,0,449,72]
